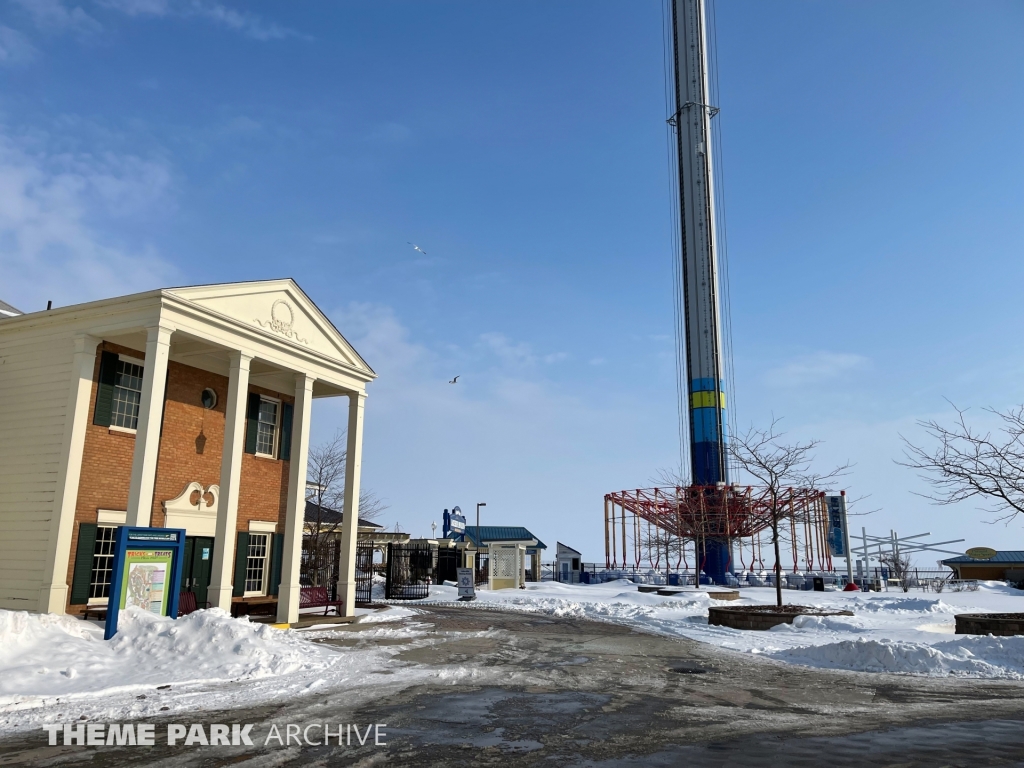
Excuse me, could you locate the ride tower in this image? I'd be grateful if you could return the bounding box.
[670,0,731,582]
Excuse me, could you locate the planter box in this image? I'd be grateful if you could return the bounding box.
[708,605,853,631]
[955,613,1024,636]
[708,590,740,601]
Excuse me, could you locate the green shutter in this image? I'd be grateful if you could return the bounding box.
[244,393,260,454]
[268,534,285,596]
[232,531,250,597]
[92,351,118,427]
[279,402,294,461]
[70,523,98,605]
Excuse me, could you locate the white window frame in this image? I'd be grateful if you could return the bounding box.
[88,525,119,605]
[110,354,145,433]
[243,533,271,597]
[254,395,281,459]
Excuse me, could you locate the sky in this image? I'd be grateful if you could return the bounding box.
[1,0,1022,564]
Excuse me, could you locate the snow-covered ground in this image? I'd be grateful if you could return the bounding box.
[419,579,1024,679]
[0,606,476,735]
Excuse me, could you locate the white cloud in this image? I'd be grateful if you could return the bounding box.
[11,0,102,35]
[763,351,869,388]
[96,0,300,40]
[0,25,37,65]
[0,131,177,310]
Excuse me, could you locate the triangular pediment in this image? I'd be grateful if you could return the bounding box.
[166,279,374,376]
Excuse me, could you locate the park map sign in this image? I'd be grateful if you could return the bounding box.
[104,527,186,640]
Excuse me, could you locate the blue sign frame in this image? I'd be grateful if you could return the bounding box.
[104,526,187,640]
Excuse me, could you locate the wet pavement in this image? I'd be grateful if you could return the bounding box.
[2,605,1024,766]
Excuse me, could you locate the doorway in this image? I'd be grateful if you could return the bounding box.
[182,536,215,606]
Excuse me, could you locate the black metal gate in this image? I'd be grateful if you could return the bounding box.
[301,538,340,600]
[355,543,375,605]
[436,548,459,584]
[385,542,435,600]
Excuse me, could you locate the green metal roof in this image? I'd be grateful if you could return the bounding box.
[942,551,1024,565]
[461,526,547,550]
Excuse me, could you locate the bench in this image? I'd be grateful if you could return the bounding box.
[177,590,209,617]
[83,591,207,622]
[300,585,344,616]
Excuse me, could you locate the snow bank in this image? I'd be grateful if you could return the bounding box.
[0,608,339,702]
[419,579,1024,678]
[771,635,1024,679]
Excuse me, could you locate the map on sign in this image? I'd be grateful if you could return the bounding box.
[118,549,173,616]
[125,563,167,613]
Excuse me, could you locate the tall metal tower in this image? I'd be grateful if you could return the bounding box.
[670,0,731,581]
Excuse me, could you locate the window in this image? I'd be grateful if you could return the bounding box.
[245,533,270,595]
[255,397,279,456]
[111,359,144,430]
[89,526,118,600]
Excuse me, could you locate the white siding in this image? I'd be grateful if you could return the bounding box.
[0,326,75,610]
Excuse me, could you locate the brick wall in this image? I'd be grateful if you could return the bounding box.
[65,341,295,611]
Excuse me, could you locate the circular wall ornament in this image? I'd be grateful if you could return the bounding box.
[201,388,218,409]
[271,299,294,328]
[253,299,309,344]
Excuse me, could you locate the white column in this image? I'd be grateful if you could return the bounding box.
[277,374,314,624]
[335,391,366,618]
[208,351,252,611]
[39,335,100,614]
[126,325,173,527]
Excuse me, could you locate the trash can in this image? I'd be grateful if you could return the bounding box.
[668,573,680,587]
[812,576,825,592]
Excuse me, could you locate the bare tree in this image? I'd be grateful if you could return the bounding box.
[306,430,388,557]
[729,418,849,607]
[879,550,913,593]
[899,403,1024,524]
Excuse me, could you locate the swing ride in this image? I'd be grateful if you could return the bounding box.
[601,0,841,583]
[603,486,835,575]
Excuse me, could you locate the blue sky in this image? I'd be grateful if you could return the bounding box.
[1,0,1022,562]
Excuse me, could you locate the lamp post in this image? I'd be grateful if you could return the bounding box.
[476,502,486,577]
[476,502,486,544]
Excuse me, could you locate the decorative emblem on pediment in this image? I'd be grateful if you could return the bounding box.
[254,299,309,345]
[162,482,220,537]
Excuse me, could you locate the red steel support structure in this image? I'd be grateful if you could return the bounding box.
[604,485,835,573]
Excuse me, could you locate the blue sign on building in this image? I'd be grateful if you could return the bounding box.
[443,507,467,539]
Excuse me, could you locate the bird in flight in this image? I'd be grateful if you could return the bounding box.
[408,242,427,256]
[449,375,460,384]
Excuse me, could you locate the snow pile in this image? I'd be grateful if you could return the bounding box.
[771,635,1024,679]
[0,607,339,702]
[420,579,1024,678]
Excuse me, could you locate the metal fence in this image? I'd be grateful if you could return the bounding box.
[537,563,967,591]
[355,543,376,604]
[385,542,436,600]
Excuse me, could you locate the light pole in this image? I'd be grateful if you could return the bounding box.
[475,502,486,577]
[476,502,486,544]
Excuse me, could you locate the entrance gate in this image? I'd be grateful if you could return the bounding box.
[355,543,375,605]
[385,542,435,600]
